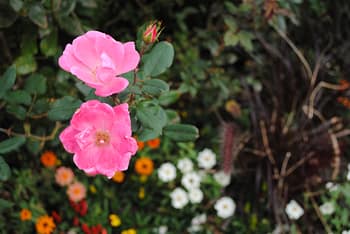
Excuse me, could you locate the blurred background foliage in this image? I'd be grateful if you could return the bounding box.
[1,0,350,233]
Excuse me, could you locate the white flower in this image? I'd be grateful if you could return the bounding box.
[187,225,202,233]
[154,226,168,234]
[158,162,177,182]
[319,202,335,215]
[342,230,350,234]
[325,182,339,192]
[177,158,193,173]
[214,196,236,218]
[191,213,206,225]
[285,200,304,220]
[181,172,201,190]
[214,171,231,187]
[347,171,350,181]
[347,163,350,171]
[197,148,216,169]
[67,230,77,234]
[170,187,188,209]
[188,188,204,204]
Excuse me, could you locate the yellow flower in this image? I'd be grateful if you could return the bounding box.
[138,187,145,200]
[109,214,121,227]
[121,229,137,234]
[89,185,97,194]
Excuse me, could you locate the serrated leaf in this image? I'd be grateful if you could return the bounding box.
[0,136,26,154]
[142,79,169,96]
[28,4,48,28]
[0,66,16,98]
[48,96,82,121]
[143,41,174,77]
[163,124,199,142]
[0,156,10,181]
[24,74,47,94]
[4,90,32,105]
[224,17,237,31]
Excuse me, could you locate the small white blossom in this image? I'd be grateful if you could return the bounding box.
[214,196,236,218]
[158,162,177,182]
[187,214,207,233]
[181,172,201,190]
[325,182,339,192]
[153,225,168,234]
[177,158,194,173]
[187,225,202,233]
[214,171,231,187]
[170,187,188,209]
[67,230,77,234]
[319,202,335,215]
[347,163,350,171]
[342,230,350,234]
[285,200,304,220]
[347,171,350,181]
[188,188,203,204]
[197,148,216,169]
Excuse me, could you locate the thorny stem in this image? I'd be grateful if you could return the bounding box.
[0,121,62,142]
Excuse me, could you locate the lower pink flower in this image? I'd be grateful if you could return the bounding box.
[67,182,86,203]
[59,100,138,178]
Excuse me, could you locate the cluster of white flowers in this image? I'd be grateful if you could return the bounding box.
[214,196,236,218]
[285,200,304,220]
[187,214,207,233]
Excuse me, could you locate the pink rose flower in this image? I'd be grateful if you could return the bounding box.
[67,181,86,203]
[58,31,140,97]
[59,100,138,178]
[55,166,74,186]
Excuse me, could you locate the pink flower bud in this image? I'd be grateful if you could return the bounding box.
[143,21,162,44]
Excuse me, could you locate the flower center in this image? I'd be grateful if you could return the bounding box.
[95,131,110,146]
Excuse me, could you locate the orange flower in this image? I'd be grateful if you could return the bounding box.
[67,182,86,203]
[137,141,145,150]
[36,215,56,234]
[40,151,57,167]
[20,208,32,221]
[112,171,125,183]
[55,166,74,186]
[134,157,154,176]
[146,138,160,149]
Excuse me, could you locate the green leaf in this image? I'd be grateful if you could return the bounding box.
[4,90,32,105]
[0,136,26,154]
[57,14,84,36]
[6,104,26,120]
[26,139,41,155]
[224,31,239,47]
[137,128,160,142]
[48,96,82,121]
[9,0,23,12]
[158,90,180,106]
[0,156,10,181]
[142,79,169,96]
[14,54,37,75]
[143,41,174,77]
[40,29,58,57]
[24,74,47,94]
[0,198,14,212]
[53,0,77,16]
[239,31,254,51]
[0,2,17,28]
[163,124,199,142]
[28,4,48,28]
[21,33,38,55]
[224,16,237,31]
[136,105,167,141]
[0,66,16,98]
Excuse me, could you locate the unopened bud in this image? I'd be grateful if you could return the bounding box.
[143,21,162,44]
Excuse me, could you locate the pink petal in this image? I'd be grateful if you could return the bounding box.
[71,100,115,131]
[59,126,80,153]
[70,66,100,86]
[72,34,100,70]
[73,144,100,171]
[95,36,125,71]
[94,75,129,97]
[58,44,86,72]
[116,42,140,75]
[110,104,132,137]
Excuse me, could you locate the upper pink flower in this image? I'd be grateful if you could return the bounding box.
[58,31,140,97]
[59,100,138,178]
[55,166,74,186]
